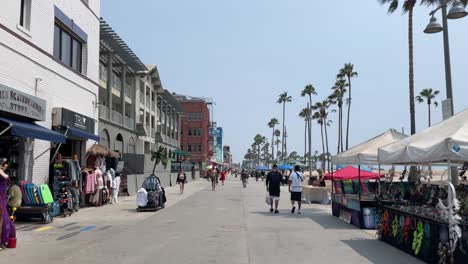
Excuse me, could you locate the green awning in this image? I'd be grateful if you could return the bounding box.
[173,149,190,156]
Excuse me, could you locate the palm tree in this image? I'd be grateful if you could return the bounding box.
[301,84,317,171]
[277,92,292,159]
[416,88,440,127]
[267,118,279,161]
[313,111,326,171]
[151,146,168,175]
[330,79,348,153]
[254,134,266,166]
[274,128,281,156]
[379,0,441,135]
[299,107,312,160]
[338,63,358,150]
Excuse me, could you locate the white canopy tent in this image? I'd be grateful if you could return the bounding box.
[378,109,468,165]
[331,129,407,165]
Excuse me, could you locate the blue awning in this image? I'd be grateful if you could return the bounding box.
[68,127,100,142]
[0,117,66,144]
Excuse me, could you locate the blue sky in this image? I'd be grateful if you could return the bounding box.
[102,0,468,163]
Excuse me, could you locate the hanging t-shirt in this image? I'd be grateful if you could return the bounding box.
[289,171,304,192]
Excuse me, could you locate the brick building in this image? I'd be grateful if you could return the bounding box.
[173,94,211,171]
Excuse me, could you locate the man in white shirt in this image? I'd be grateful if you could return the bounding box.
[288,165,304,214]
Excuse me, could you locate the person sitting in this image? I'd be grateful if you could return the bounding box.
[7,177,22,214]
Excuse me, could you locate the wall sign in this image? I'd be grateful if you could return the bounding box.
[53,107,95,134]
[0,84,46,121]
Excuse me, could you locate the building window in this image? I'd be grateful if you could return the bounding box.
[53,23,84,72]
[188,129,192,136]
[198,144,202,152]
[188,145,192,152]
[19,0,32,31]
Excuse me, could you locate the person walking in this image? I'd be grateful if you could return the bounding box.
[208,167,216,191]
[266,164,282,214]
[220,169,226,186]
[176,169,187,194]
[289,165,304,214]
[255,171,259,182]
[241,169,249,188]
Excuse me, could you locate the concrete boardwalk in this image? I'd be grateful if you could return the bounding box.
[4,177,422,264]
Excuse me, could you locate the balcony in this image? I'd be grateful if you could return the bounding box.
[99,105,109,120]
[139,94,145,105]
[124,84,132,97]
[125,116,135,130]
[111,73,121,91]
[112,110,123,125]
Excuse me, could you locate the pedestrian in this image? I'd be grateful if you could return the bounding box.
[208,167,216,191]
[241,169,249,188]
[220,169,226,186]
[266,164,282,214]
[176,169,187,194]
[255,171,259,182]
[215,167,220,185]
[289,165,304,214]
[261,170,265,181]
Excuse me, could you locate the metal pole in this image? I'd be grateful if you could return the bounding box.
[358,165,362,201]
[441,4,455,116]
[378,164,381,196]
[0,124,13,137]
[50,128,69,164]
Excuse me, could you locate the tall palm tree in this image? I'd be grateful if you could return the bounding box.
[277,92,292,159]
[267,118,279,161]
[313,111,326,171]
[379,0,441,135]
[301,84,317,171]
[299,107,312,159]
[330,79,348,153]
[338,63,358,150]
[254,134,266,166]
[274,129,281,161]
[416,88,440,127]
[313,100,333,171]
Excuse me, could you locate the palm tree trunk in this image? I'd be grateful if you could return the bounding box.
[428,103,431,127]
[337,105,341,154]
[340,103,344,152]
[320,123,325,171]
[324,117,330,172]
[346,76,352,150]
[271,126,275,161]
[282,102,286,159]
[304,120,307,159]
[408,6,416,135]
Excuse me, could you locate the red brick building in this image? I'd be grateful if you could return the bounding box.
[173,94,211,171]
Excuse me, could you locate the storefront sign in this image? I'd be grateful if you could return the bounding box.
[0,84,46,121]
[54,107,95,134]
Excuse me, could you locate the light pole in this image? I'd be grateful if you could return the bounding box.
[424,0,467,185]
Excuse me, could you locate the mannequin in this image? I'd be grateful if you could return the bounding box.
[111,168,120,204]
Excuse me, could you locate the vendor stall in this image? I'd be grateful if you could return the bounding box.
[329,129,407,229]
[377,109,468,263]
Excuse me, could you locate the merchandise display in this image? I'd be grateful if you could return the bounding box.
[377,181,468,263]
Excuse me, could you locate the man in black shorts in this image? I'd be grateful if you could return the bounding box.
[266,164,282,214]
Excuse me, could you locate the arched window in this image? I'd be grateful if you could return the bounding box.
[127,137,136,154]
[115,133,124,153]
[99,129,110,148]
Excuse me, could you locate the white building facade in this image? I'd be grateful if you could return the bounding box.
[0,0,100,183]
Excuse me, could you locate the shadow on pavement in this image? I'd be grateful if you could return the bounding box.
[252,208,359,230]
[341,238,422,264]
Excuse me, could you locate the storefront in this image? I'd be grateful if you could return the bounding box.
[0,84,66,182]
[50,107,99,211]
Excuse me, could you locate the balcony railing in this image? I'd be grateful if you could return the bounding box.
[112,110,123,125]
[124,84,132,97]
[99,64,108,82]
[111,73,121,91]
[125,116,135,130]
[99,105,109,120]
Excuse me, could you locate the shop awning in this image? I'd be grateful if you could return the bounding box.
[0,117,66,144]
[68,127,100,142]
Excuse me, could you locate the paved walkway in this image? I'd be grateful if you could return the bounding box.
[4,176,422,263]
